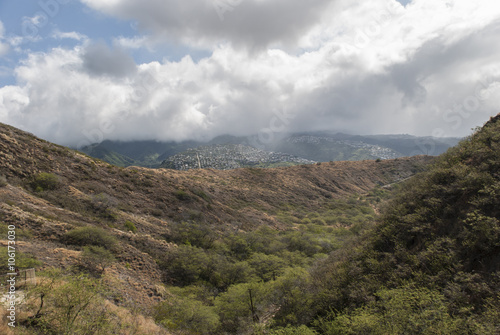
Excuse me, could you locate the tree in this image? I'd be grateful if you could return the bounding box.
[23,269,120,334]
[80,245,116,275]
[154,296,219,334]
[214,282,273,333]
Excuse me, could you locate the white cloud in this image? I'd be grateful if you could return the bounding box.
[1,0,500,146]
[0,85,30,120]
[114,36,149,50]
[52,30,88,41]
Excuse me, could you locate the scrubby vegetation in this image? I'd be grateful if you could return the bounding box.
[63,226,118,251]
[0,175,7,187]
[151,194,392,333]
[151,116,500,334]
[0,247,42,269]
[124,220,138,233]
[0,116,498,334]
[18,269,151,334]
[30,172,60,192]
[80,245,116,275]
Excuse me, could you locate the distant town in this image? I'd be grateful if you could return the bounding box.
[287,136,402,160]
[161,144,315,170]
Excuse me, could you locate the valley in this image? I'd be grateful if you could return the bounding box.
[0,115,498,334]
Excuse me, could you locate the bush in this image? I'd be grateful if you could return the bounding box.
[165,221,216,249]
[271,268,315,326]
[0,247,42,268]
[158,245,210,286]
[30,172,60,192]
[90,193,118,221]
[247,253,287,281]
[0,175,7,187]
[316,286,464,335]
[193,189,211,202]
[24,270,121,334]
[81,246,116,275]
[154,296,220,334]
[90,193,116,211]
[214,282,273,333]
[124,220,137,233]
[268,325,318,335]
[174,190,191,201]
[63,226,118,251]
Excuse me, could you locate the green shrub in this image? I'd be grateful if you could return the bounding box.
[0,247,42,268]
[158,245,211,286]
[124,220,137,233]
[154,296,220,334]
[174,189,191,201]
[193,189,211,202]
[24,270,121,334]
[81,245,116,274]
[247,253,287,281]
[63,226,118,250]
[214,282,272,333]
[165,221,216,249]
[268,325,318,335]
[30,172,60,192]
[316,286,464,335]
[271,268,315,326]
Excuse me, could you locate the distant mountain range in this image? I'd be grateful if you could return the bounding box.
[79,132,461,169]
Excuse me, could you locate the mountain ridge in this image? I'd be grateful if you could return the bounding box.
[78,132,459,168]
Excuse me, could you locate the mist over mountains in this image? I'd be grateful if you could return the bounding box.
[80,132,461,169]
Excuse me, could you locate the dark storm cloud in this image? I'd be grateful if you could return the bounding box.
[82,0,334,51]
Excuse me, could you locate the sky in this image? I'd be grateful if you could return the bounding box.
[0,0,499,148]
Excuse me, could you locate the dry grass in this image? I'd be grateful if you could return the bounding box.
[0,306,15,335]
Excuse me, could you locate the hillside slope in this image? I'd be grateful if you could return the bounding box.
[309,115,500,334]
[80,143,137,167]
[0,122,431,232]
[0,122,432,334]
